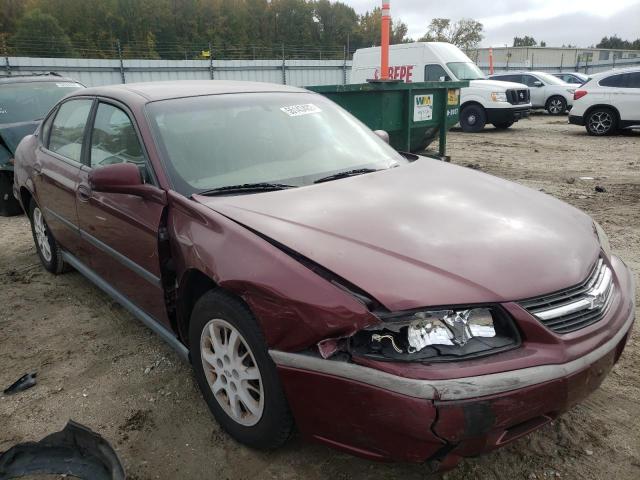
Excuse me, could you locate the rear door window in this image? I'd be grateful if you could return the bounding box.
[600,74,626,87]
[48,99,93,163]
[624,73,640,88]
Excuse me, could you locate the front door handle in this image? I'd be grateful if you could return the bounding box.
[33,163,42,175]
[77,184,92,202]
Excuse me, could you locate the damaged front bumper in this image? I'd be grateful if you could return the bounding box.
[269,257,635,468]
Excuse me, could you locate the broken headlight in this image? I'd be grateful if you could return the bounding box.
[351,307,520,362]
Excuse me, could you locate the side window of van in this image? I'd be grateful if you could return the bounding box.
[425,65,450,82]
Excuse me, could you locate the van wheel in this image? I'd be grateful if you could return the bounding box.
[0,172,22,217]
[546,96,567,115]
[493,121,514,130]
[585,108,617,136]
[189,290,293,450]
[460,105,486,133]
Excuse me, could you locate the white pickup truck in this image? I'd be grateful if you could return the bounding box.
[350,42,532,132]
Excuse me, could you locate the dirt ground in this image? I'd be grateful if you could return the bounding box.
[1,114,638,480]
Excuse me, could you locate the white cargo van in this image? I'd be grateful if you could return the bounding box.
[350,42,532,132]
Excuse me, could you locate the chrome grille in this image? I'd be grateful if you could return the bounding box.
[519,258,614,334]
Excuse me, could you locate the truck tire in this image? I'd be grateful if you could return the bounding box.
[493,121,514,130]
[460,105,486,133]
[189,290,293,450]
[585,108,617,136]
[0,172,22,217]
[546,96,567,115]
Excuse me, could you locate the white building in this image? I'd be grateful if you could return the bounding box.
[469,47,640,74]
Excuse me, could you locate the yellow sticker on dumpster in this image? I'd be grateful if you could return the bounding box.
[448,89,460,105]
[413,95,433,122]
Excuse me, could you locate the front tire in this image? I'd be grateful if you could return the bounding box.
[585,108,617,136]
[0,172,22,217]
[460,105,487,133]
[546,96,567,115]
[189,290,293,450]
[29,199,65,274]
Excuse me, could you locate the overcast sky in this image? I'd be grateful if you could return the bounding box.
[347,0,640,47]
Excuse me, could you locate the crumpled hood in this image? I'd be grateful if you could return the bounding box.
[195,160,599,311]
[0,120,39,164]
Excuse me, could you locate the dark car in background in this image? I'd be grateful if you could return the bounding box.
[0,74,83,215]
[12,81,635,470]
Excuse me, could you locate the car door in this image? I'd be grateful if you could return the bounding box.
[611,73,640,123]
[521,74,546,107]
[75,99,170,327]
[34,97,94,251]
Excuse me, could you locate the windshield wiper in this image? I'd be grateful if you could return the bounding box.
[196,182,296,196]
[314,168,380,184]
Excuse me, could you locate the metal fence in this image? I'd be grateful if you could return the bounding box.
[2,56,353,88]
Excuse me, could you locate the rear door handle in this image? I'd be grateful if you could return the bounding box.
[33,163,42,175]
[77,184,92,202]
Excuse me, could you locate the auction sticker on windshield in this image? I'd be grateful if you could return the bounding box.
[280,104,322,117]
[413,95,433,122]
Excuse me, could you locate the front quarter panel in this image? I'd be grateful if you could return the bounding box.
[168,191,380,351]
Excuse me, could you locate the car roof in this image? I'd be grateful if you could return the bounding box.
[0,74,81,85]
[76,80,310,103]
[589,67,640,79]
[491,71,551,75]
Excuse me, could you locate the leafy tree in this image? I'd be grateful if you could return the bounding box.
[513,36,538,47]
[354,7,409,48]
[596,35,640,50]
[419,18,483,51]
[11,8,75,56]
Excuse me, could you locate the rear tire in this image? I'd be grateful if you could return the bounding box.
[493,121,515,130]
[585,108,617,136]
[546,96,567,115]
[28,199,65,274]
[189,290,293,450]
[0,172,22,217]
[460,105,487,133]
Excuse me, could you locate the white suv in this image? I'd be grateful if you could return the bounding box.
[569,67,640,135]
[489,71,579,115]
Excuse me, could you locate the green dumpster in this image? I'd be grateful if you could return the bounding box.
[308,80,468,157]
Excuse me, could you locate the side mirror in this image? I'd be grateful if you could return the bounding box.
[533,81,544,87]
[373,130,390,144]
[89,163,166,204]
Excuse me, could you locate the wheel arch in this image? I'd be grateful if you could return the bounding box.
[20,186,34,217]
[584,104,620,124]
[460,100,485,113]
[176,268,219,348]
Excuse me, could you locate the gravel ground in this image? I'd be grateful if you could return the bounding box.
[1,114,638,480]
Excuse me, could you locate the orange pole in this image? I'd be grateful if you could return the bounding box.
[489,47,494,75]
[381,1,390,80]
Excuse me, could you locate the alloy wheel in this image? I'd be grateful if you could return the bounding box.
[200,318,264,426]
[588,111,613,135]
[33,207,52,263]
[548,98,564,114]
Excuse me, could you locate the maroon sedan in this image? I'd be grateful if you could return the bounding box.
[13,81,635,470]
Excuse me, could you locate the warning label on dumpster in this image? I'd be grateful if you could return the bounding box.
[413,95,433,122]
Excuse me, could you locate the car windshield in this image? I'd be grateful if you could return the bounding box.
[146,92,407,195]
[0,80,84,124]
[446,62,485,80]
[535,72,566,85]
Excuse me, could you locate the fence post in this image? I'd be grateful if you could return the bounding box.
[343,45,347,85]
[116,39,126,84]
[560,53,563,71]
[613,54,616,69]
[209,41,214,80]
[1,36,10,76]
[281,43,286,85]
